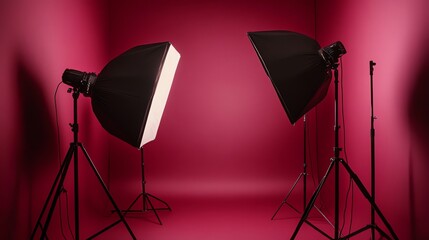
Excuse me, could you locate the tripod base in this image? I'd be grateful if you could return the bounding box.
[290,66,398,240]
[116,148,171,225]
[121,192,171,225]
[271,173,333,229]
[31,143,136,240]
[291,158,398,240]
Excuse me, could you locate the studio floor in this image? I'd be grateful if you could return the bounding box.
[75,192,378,240]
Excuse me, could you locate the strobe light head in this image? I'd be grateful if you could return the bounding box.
[62,69,97,96]
[319,41,347,69]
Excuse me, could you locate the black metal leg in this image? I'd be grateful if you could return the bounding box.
[119,148,171,225]
[121,192,171,225]
[272,173,304,219]
[32,89,137,239]
[290,63,397,240]
[291,157,399,240]
[31,143,137,240]
[144,194,163,225]
[339,160,398,240]
[79,144,136,239]
[291,158,336,240]
[145,193,171,210]
[273,115,332,229]
[124,193,145,212]
[31,144,75,240]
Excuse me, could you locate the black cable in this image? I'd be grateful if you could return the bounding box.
[339,59,347,164]
[343,60,354,238]
[54,81,69,240]
[340,170,352,237]
[348,180,355,237]
[337,58,354,238]
[54,82,63,179]
[64,190,75,240]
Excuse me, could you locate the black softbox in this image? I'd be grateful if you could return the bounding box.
[64,42,180,148]
[248,31,332,124]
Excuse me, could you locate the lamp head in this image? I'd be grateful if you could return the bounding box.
[62,69,97,96]
[61,42,180,149]
[319,41,346,69]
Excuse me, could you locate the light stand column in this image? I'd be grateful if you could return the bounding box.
[290,66,341,239]
[290,65,398,240]
[72,89,80,239]
[120,148,171,225]
[271,115,332,228]
[370,60,376,240]
[31,88,136,240]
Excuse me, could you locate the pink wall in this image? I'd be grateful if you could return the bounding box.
[1,0,427,239]
[0,0,314,238]
[0,0,109,238]
[104,0,317,199]
[315,0,428,239]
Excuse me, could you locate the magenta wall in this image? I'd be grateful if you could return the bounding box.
[315,0,428,239]
[0,0,314,239]
[1,0,428,239]
[0,1,109,238]
[104,0,317,200]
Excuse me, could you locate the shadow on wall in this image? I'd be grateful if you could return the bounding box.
[15,53,56,173]
[8,52,57,239]
[407,34,429,240]
[408,41,429,159]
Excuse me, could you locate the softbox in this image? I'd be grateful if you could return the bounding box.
[248,31,331,124]
[90,42,180,148]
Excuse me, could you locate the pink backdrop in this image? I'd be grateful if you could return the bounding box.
[315,0,428,238]
[0,0,427,239]
[105,0,317,198]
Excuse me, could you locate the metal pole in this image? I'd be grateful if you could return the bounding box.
[303,115,307,209]
[141,148,147,211]
[370,60,376,239]
[333,67,340,239]
[72,89,80,240]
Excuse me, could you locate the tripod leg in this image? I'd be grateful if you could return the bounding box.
[79,144,136,239]
[314,205,334,228]
[272,173,304,220]
[119,192,170,225]
[340,160,398,240]
[119,148,170,226]
[145,193,172,211]
[122,193,144,213]
[291,159,336,240]
[34,144,75,240]
[144,194,163,225]
[144,193,172,225]
[30,145,74,239]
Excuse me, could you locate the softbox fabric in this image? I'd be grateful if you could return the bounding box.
[248,31,331,124]
[91,42,179,148]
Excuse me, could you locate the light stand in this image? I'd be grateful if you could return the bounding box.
[31,42,179,239]
[247,30,398,240]
[370,60,377,240]
[271,115,332,227]
[290,65,398,240]
[120,148,171,225]
[31,88,136,240]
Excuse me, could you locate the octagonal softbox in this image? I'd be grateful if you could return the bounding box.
[91,42,180,148]
[248,31,331,124]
